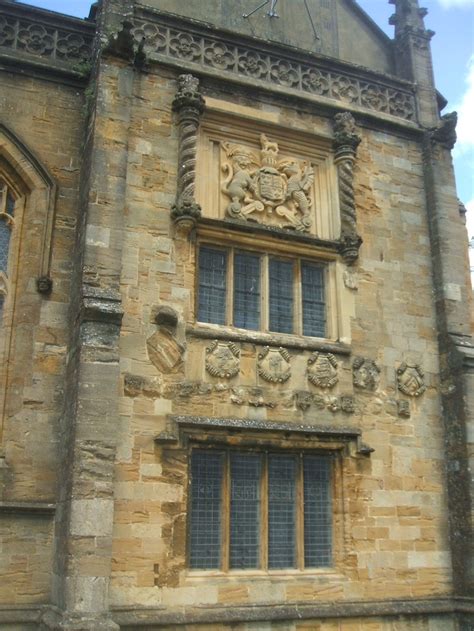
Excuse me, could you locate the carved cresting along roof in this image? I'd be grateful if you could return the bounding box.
[0,2,93,73]
[132,8,417,124]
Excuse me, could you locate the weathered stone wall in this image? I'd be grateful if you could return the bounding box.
[109,65,453,615]
[0,69,84,606]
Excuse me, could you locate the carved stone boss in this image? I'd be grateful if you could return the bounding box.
[171,74,205,231]
[205,340,240,379]
[258,347,291,383]
[333,112,362,264]
[222,134,314,232]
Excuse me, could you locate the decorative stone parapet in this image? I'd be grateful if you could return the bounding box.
[171,74,205,233]
[131,11,417,123]
[333,112,362,264]
[0,3,93,69]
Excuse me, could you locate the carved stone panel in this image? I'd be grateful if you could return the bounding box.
[205,340,240,379]
[353,357,380,391]
[257,347,291,383]
[147,328,185,373]
[397,362,426,397]
[221,133,315,232]
[307,352,338,389]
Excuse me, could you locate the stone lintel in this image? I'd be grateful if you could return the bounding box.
[186,324,351,356]
[0,500,56,515]
[169,414,362,440]
[111,597,473,627]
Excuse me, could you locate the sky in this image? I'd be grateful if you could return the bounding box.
[20,0,474,255]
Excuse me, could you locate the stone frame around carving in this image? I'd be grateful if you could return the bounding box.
[196,112,340,242]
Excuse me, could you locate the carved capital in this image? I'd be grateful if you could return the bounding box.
[339,233,363,265]
[333,112,361,154]
[172,74,205,233]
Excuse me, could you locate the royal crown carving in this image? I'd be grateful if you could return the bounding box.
[205,340,240,379]
[221,134,314,232]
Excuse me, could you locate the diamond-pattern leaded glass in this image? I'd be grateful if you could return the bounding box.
[269,258,294,334]
[302,262,326,337]
[0,179,15,276]
[303,455,332,567]
[198,247,227,325]
[268,454,297,569]
[190,450,224,569]
[233,252,261,330]
[230,453,262,569]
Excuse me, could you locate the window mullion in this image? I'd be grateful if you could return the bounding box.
[296,454,305,570]
[222,450,230,572]
[294,259,302,336]
[262,255,269,333]
[261,451,268,570]
[227,248,234,327]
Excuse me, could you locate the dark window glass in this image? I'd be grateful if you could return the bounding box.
[268,454,297,569]
[230,453,262,569]
[190,450,224,569]
[198,247,227,325]
[269,259,294,334]
[301,262,326,337]
[233,252,261,330]
[303,456,332,567]
[0,220,12,273]
[0,180,14,275]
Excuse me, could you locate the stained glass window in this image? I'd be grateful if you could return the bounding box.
[189,449,333,571]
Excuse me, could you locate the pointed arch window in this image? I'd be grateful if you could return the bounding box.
[0,178,16,318]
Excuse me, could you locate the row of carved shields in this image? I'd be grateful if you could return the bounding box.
[205,341,427,398]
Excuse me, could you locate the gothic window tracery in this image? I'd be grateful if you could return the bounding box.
[0,178,16,318]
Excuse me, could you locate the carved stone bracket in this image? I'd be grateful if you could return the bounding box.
[171,74,205,234]
[333,112,362,265]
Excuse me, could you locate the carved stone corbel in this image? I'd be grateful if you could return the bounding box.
[333,112,362,265]
[171,74,205,234]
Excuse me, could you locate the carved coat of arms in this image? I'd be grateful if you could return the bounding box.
[397,362,426,397]
[257,346,291,383]
[307,352,338,388]
[205,340,240,379]
[352,357,380,391]
[221,134,314,232]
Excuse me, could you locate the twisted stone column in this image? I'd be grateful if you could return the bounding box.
[171,74,205,233]
[333,112,362,265]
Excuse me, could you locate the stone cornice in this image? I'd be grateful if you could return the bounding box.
[0,1,94,79]
[132,7,417,125]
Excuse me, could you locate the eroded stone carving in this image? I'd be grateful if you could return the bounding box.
[171,74,205,232]
[222,134,314,232]
[397,362,426,397]
[295,390,313,411]
[353,357,380,391]
[340,395,355,414]
[397,399,411,418]
[147,328,185,374]
[205,340,240,379]
[257,346,291,383]
[333,112,363,264]
[307,352,338,389]
[131,21,416,122]
[431,111,457,150]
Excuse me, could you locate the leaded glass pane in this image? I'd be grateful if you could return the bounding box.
[303,455,332,567]
[190,450,224,569]
[230,453,262,569]
[268,454,297,569]
[0,219,12,273]
[269,259,294,334]
[233,252,261,330]
[302,262,326,337]
[198,247,227,325]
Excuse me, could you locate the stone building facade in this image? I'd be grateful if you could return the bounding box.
[0,0,472,629]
